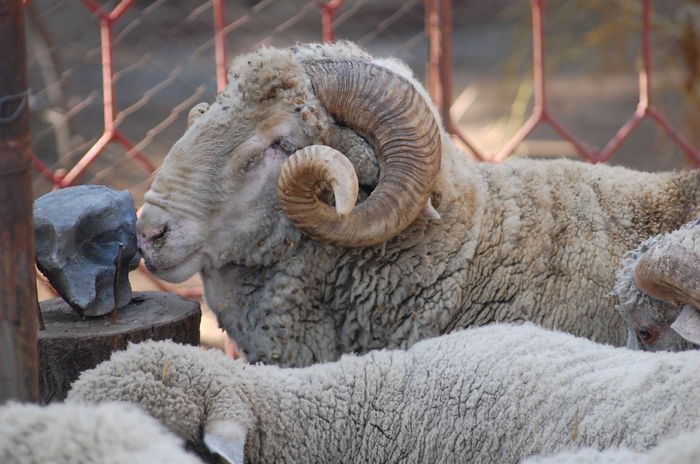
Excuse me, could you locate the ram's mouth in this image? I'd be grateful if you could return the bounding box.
[143,245,203,283]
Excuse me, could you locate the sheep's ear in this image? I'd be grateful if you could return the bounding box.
[203,419,247,464]
[419,197,441,221]
[671,305,700,346]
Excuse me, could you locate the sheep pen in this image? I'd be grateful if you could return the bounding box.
[136,41,700,366]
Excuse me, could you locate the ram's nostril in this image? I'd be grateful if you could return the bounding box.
[139,224,169,244]
[152,227,167,242]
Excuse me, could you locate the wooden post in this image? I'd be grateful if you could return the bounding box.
[38,292,201,403]
[0,0,39,403]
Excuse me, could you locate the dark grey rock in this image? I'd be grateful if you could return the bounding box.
[34,186,140,317]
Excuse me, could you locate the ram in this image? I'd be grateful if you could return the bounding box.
[614,218,700,351]
[68,324,700,464]
[137,41,700,366]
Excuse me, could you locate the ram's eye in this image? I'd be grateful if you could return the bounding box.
[637,328,653,342]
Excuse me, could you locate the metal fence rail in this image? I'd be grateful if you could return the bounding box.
[23,0,700,300]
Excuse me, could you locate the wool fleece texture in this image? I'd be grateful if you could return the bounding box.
[68,323,700,463]
[524,425,700,464]
[0,401,203,464]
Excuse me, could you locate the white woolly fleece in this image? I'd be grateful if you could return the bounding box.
[68,323,700,464]
[523,425,700,464]
[0,401,203,464]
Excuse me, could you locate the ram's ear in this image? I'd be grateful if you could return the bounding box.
[419,197,441,221]
[671,305,700,346]
[203,419,248,464]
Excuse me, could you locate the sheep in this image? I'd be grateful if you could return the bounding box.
[523,426,700,464]
[523,447,644,464]
[0,401,204,464]
[614,217,700,351]
[136,40,700,366]
[67,323,700,464]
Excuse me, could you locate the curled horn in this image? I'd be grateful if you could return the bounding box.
[279,145,358,219]
[633,240,700,309]
[277,59,441,247]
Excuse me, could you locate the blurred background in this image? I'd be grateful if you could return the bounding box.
[24,0,700,346]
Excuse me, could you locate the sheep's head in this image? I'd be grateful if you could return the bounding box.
[137,44,441,283]
[615,224,700,351]
[67,341,253,464]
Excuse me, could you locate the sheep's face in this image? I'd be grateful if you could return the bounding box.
[139,42,442,279]
[67,340,254,463]
[618,296,698,352]
[138,52,317,282]
[615,227,700,352]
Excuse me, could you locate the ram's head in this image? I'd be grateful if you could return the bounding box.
[137,45,441,283]
[616,222,700,351]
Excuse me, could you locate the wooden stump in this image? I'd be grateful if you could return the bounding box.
[38,291,201,403]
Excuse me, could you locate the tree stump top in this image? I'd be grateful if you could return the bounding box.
[38,291,201,403]
[39,291,199,339]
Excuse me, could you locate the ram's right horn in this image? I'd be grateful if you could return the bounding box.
[278,59,441,247]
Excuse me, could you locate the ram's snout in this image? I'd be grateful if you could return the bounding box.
[136,204,204,283]
[136,204,169,266]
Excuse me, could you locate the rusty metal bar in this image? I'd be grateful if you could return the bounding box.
[438,0,453,125]
[107,0,135,24]
[317,0,344,43]
[425,0,485,160]
[101,15,116,132]
[80,0,110,21]
[532,0,545,115]
[639,0,651,109]
[595,0,700,164]
[0,0,39,403]
[213,0,228,92]
[57,0,156,187]
[493,0,595,162]
[647,106,700,167]
[61,131,112,186]
[31,151,61,184]
[426,0,446,120]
